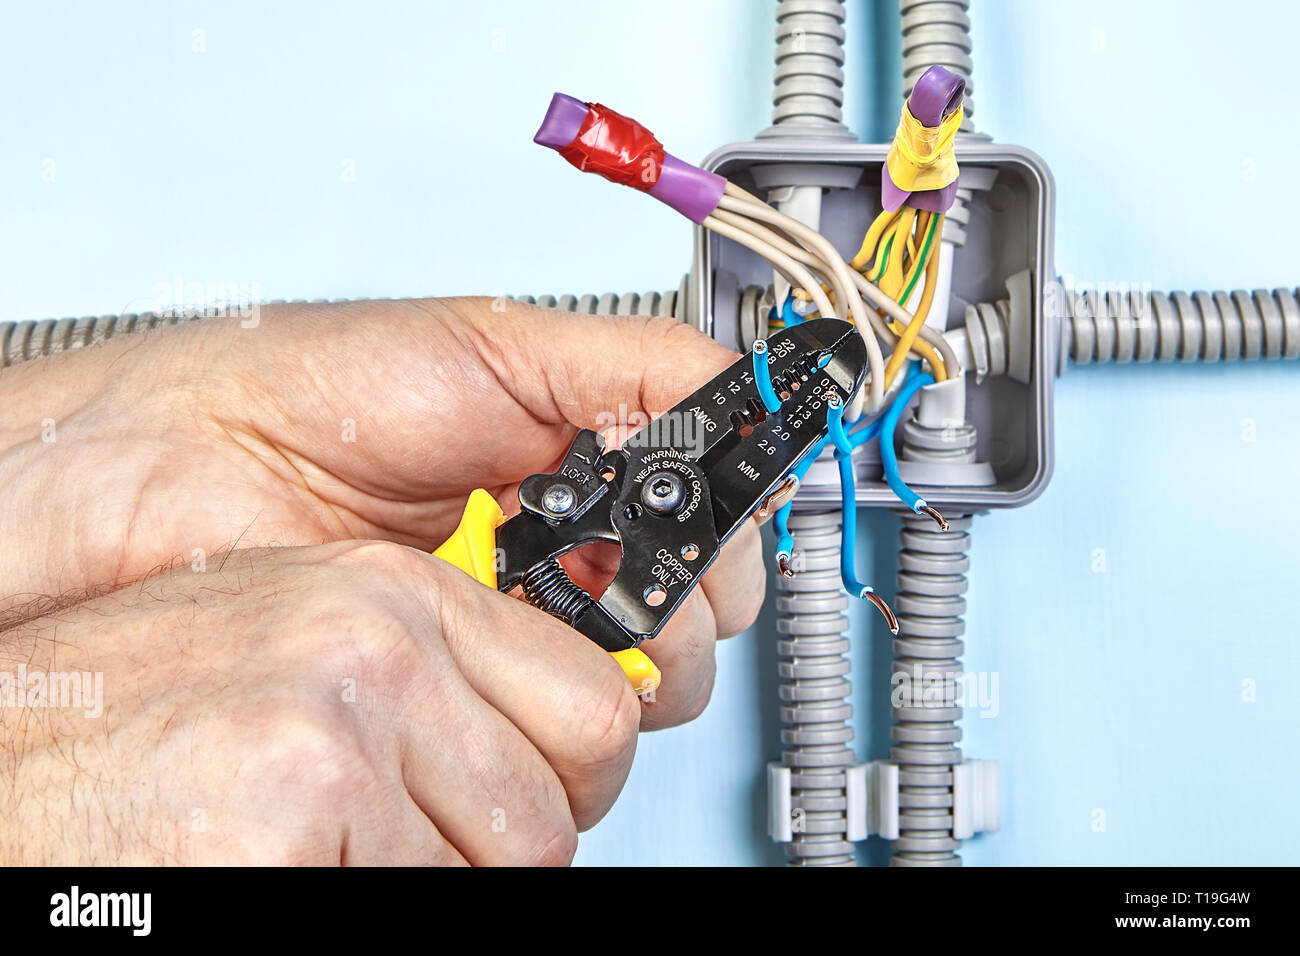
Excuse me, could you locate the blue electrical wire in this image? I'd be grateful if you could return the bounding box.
[770,357,946,616]
[826,396,899,632]
[751,339,782,414]
[773,434,826,574]
[772,392,885,574]
[878,363,947,529]
[772,504,793,573]
[781,292,804,327]
[880,365,932,510]
[825,397,867,594]
[847,412,884,450]
[774,368,946,565]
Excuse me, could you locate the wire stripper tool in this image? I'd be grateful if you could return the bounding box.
[434,318,868,695]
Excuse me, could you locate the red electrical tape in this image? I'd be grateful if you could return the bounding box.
[557,102,665,191]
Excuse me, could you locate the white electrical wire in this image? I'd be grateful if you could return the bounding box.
[713,185,963,413]
[710,205,883,415]
[702,214,838,324]
[847,271,961,377]
[720,184,923,332]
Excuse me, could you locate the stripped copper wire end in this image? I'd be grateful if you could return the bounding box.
[756,475,799,522]
[919,504,949,532]
[777,553,794,578]
[864,589,900,635]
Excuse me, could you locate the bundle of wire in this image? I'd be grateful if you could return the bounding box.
[771,198,950,395]
[757,195,953,618]
[764,353,946,632]
[707,182,958,418]
[535,92,955,628]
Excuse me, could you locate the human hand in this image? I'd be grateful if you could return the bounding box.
[0,299,765,727]
[0,541,655,865]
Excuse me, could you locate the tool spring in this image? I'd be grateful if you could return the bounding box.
[521,559,593,626]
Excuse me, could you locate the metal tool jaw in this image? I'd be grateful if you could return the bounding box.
[496,318,867,653]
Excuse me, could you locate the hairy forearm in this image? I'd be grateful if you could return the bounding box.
[0,549,269,865]
[0,318,254,610]
[0,302,444,613]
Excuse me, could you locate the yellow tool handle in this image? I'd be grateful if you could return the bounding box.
[433,489,660,697]
[432,489,508,587]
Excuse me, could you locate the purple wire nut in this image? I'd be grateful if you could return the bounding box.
[533,92,589,149]
[909,66,966,127]
[534,92,725,224]
[882,66,965,213]
[648,155,726,224]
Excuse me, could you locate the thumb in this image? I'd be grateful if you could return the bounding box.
[438,296,739,437]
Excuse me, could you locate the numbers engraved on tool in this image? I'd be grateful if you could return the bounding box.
[787,372,834,429]
[713,361,761,406]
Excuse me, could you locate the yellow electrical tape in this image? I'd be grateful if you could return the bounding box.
[885,103,962,194]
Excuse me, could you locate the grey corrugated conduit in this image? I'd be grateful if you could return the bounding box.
[899,0,989,323]
[961,280,1300,377]
[890,511,971,866]
[885,0,982,867]
[0,283,693,371]
[889,320,980,867]
[0,298,350,369]
[765,0,854,136]
[776,508,857,866]
[512,279,690,321]
[938,187,974,247]
[901,0,975,133]
[900,0,985,330]
[757,0,862,868]
[1057,286,1300,369]
[0,311,205,369]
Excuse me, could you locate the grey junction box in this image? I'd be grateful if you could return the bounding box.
[690,139,1057,512]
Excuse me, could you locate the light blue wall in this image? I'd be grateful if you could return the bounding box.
[4,1,1297,865]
